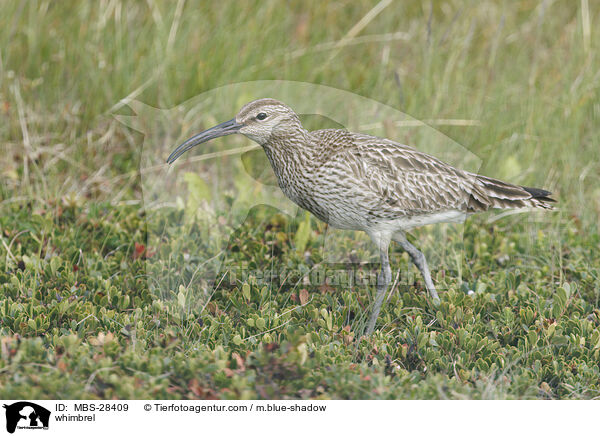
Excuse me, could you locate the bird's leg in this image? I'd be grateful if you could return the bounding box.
[366,232,392,335]
[394,232,440,301]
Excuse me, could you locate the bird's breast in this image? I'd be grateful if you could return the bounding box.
[263,144,369,230]
[276,174,367,230]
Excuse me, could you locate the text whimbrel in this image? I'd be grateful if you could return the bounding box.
[167,98,555,334]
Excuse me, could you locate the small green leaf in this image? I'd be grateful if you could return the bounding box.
[177,286,186,309]
[50,256,61,275]
[242,283,251,301]
[294,212,312,254]
[527,330,538,347]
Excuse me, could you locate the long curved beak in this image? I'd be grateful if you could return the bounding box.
[166,118,243,164]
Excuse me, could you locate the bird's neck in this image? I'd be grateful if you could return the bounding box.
[263,129,316,188]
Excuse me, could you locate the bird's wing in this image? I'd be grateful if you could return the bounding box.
[312,130,473,218]
[313,130,553,219]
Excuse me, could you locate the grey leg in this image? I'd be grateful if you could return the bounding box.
[366,232,392,335]
[393,232,440,301]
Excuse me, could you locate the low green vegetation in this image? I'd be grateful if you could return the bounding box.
[1,199,599,399]
[1,1,599,399]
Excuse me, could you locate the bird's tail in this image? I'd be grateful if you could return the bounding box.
[467,174,556,211]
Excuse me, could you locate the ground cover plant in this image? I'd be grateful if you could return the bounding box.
[0,1,599,399]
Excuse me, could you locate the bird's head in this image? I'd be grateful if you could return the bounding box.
[167,98,303,164]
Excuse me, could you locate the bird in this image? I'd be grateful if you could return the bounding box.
[167,98,556,334]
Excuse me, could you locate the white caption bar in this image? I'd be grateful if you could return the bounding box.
[0,400,595,435]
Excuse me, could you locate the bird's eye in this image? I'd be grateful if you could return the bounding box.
[256,112,267,120]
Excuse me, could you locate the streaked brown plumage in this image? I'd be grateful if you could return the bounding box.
[167,98,556,334]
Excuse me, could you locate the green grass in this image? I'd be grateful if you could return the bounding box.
[1,1,599,399]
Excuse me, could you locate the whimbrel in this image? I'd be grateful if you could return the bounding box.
[167,98,555,334]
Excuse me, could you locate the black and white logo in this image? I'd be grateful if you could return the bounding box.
[2,402,50,434]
